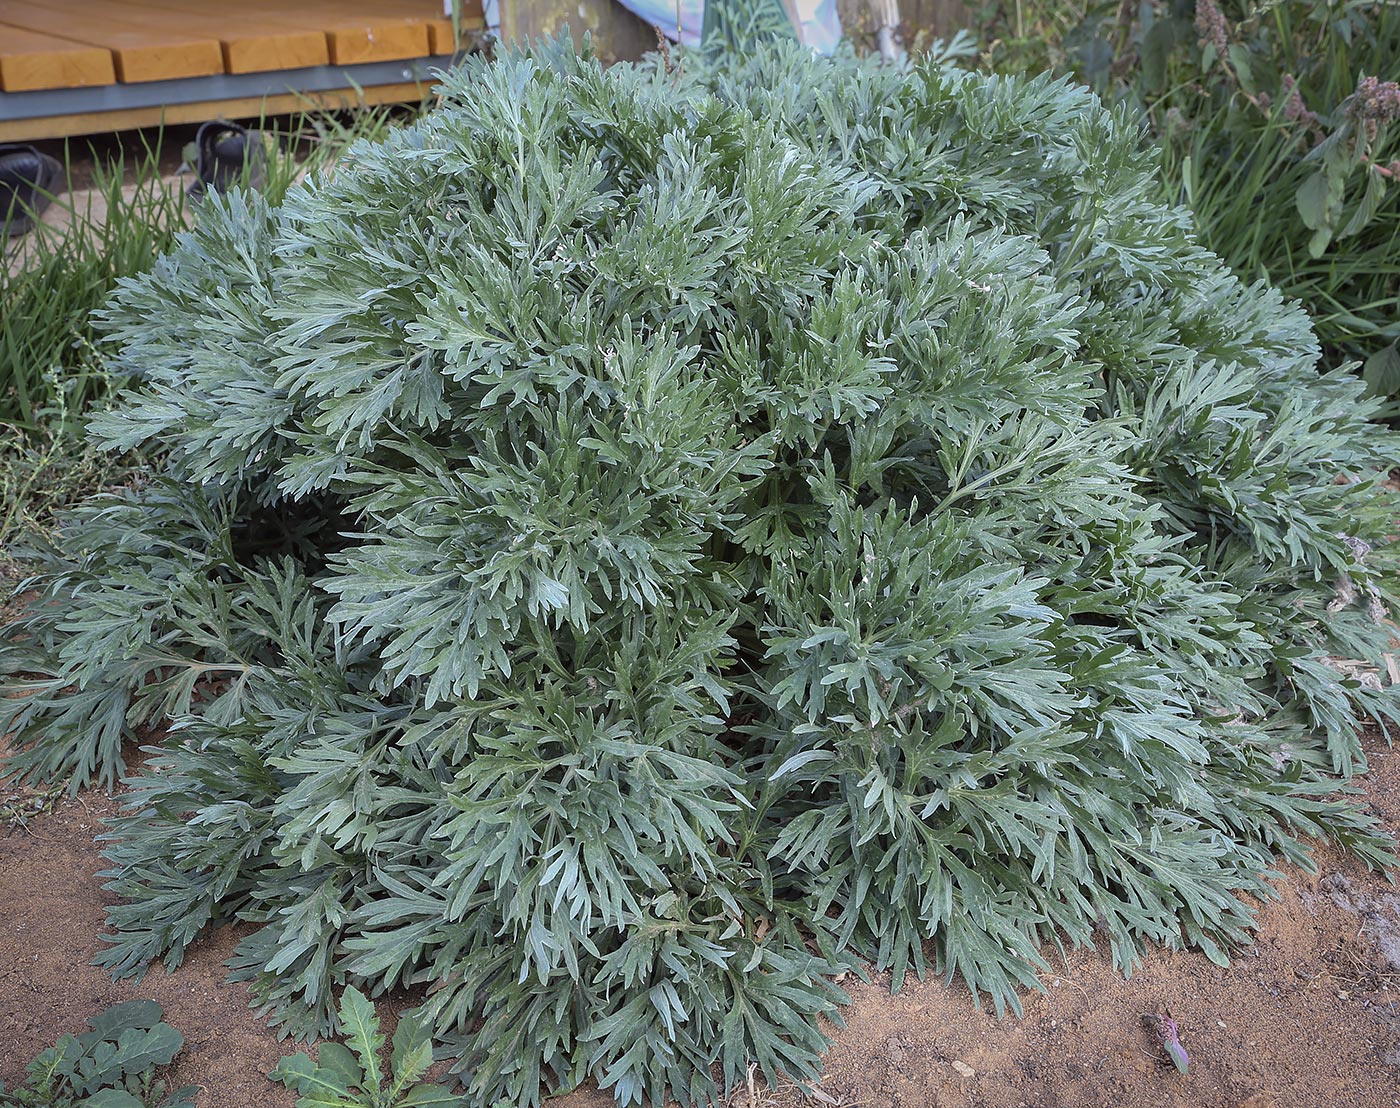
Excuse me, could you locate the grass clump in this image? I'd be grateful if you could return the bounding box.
[2,139,186,434]
[1,38,1398,1108]
[1,108,408,435]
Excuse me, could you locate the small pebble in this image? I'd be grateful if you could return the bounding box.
[951,1061,975,1079]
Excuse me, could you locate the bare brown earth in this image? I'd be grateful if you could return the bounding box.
[3,734,1399,1108]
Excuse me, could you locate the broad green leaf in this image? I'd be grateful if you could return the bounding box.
[79,1089,146,1108]
[388,1015,434,1096]
[28,1035,81,1085]
[270,1052,320,1093]
[337,988,385,1093]
[1295,170,1331,231]
[1139,19,1176,92]
[1362,342,1400,400]
[1226,44,1253,92]
[110,1024,184,1073]
[316,1042,365,1090]
[86,1001,163,1037]
[1340,166,1389,240]
[398,1083,468,1107]
[269,1053,352,1100]
[297,1093,372,1108]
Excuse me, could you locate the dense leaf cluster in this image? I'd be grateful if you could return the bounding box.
[3,39,1399,1108]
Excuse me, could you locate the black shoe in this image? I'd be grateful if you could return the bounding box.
[187,120,266,199]
[0,143,64,237]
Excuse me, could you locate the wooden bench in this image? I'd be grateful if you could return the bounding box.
[0,0,482,139]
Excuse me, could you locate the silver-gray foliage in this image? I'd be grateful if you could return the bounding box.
[3,38,1399,1108]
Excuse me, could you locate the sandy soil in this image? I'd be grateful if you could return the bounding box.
[2,736,1399,1108]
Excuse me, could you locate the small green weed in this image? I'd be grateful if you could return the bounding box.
[0,999,194,1108]
[0,780,64,834]
[270,988,464,1108]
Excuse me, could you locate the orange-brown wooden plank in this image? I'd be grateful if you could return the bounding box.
[223,0,428,64]
[0,0,222,82]
[110,0,330,73]
[25,0,320,77]
[345,0,487,53]
[330,0,484,50]
[322,19,428,65]
[0,23,115,91]
[331,0,484,51]
[248,0,471,61]
[429,16,486,53]
[213,0,479,59]
[353,0,484,21]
